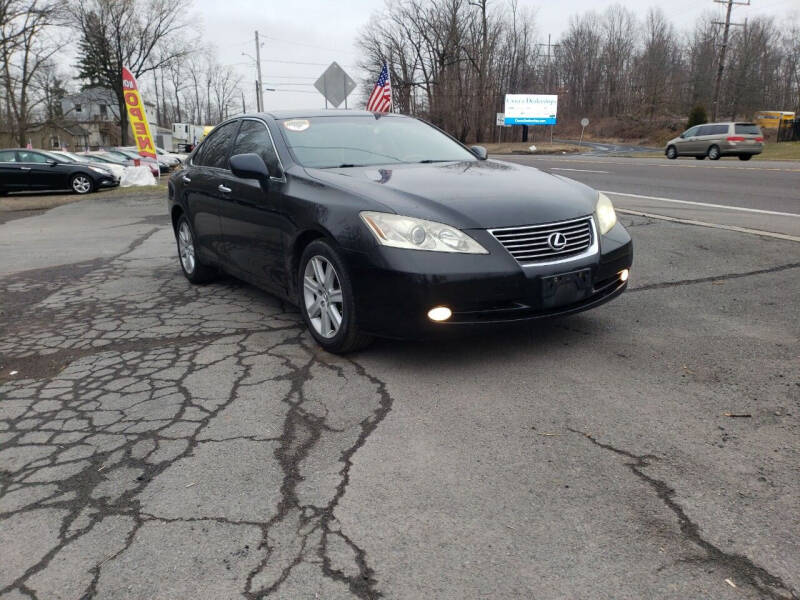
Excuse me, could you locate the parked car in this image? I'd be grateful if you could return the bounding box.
[115,147,172,172]
[156,146,185,165]
[101,149,163,176]
[48,150,127,180]
[665,122,764,161]
[0,148,119,195]
[168,111,632,353]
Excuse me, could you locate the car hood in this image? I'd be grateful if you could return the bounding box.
[305,160,598,229]
[85,161,121,175]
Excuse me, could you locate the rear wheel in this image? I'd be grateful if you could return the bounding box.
[707,145,721,161]
[175,215,216,283]
[738,154,752,161]
[71,174,94,194]
[299,239,373,354]
[666,145,677,160]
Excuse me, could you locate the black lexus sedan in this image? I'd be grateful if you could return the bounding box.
[168,111,632,353]
[0,148,119,195]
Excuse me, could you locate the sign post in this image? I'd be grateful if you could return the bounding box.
[579,117,589,147]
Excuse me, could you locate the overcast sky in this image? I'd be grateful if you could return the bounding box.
[189,0,795,115]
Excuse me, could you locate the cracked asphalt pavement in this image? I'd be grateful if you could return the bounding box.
[0,184,798,599]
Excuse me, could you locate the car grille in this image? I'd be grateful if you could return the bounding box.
[489,216,595,264]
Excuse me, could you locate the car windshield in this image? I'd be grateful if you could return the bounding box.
[43,151,73,162]
[279,115,477,168]
[52,151,89,163]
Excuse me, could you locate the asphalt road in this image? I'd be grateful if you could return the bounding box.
[496,154,800,239]
[0,166,798,599]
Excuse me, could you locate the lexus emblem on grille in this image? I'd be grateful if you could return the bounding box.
[547,231,568,250]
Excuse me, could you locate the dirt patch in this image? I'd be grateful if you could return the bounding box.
[0,184,168,218]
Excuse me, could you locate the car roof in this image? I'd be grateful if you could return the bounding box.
[258,109,407,120]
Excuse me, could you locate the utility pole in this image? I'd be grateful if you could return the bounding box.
[711,0,749,121]
[254,30,264,112]
[537,34,559,94]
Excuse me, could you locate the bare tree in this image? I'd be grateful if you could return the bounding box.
[0,0,63,145]
[69,0,193,144]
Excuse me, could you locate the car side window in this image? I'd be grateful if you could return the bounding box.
[231,119,281,176]
[0,150,16,162]
[17,151,49,164]
[683,126,698,138]
[712,124,728,135]
[695,125,711,136]
[195,121,239,170]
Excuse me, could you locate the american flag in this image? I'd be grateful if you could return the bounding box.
[366,64,392,113]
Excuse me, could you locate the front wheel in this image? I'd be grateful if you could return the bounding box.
[707,145,721,160]
[71,174,94,194]
[299,239,373,354]
[666,146,677,160]
[738,154,752,161]
[175,215,216,283]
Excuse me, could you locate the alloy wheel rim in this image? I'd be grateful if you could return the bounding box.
[73,176,91,193]
[178,222,195,274]
[303,256,343,339]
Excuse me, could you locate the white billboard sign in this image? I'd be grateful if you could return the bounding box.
[504,94,558,125]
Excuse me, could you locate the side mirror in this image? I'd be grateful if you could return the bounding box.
[47,159,58,166]
[230,153,270,180]
[470,145,488,160]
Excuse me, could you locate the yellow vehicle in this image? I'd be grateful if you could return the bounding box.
[754,111,795,129]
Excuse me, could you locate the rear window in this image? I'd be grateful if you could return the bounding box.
[735,123,761,135]
[0,150,16,162]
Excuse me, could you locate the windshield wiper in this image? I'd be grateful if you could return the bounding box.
[332,163,363,168]
[418,159,454,163]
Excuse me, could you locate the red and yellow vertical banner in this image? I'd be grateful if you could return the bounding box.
[122,67,156,159]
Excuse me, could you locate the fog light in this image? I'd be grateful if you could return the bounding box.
[427,306,452,322]
[620,269,629,282]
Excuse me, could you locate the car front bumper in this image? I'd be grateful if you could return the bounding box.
[98,176,120,188]
[345,220,633,339]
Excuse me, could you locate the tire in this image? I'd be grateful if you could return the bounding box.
[707,145,721,161]
[70,173,94,194]
[738,154,752,161]
[175,215,216,284]
[298,239,373,354]
[695,155,705,160]
[666,146,677,160]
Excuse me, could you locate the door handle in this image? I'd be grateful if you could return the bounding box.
[182,175,191,183]
[19,166,31,171]
[218,184,232,193]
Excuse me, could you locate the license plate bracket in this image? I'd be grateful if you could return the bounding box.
[541,268,592,309]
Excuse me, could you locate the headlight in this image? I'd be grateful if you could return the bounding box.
[89,166,111,175]
[595,192,617,235]
[360,211,487,254]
